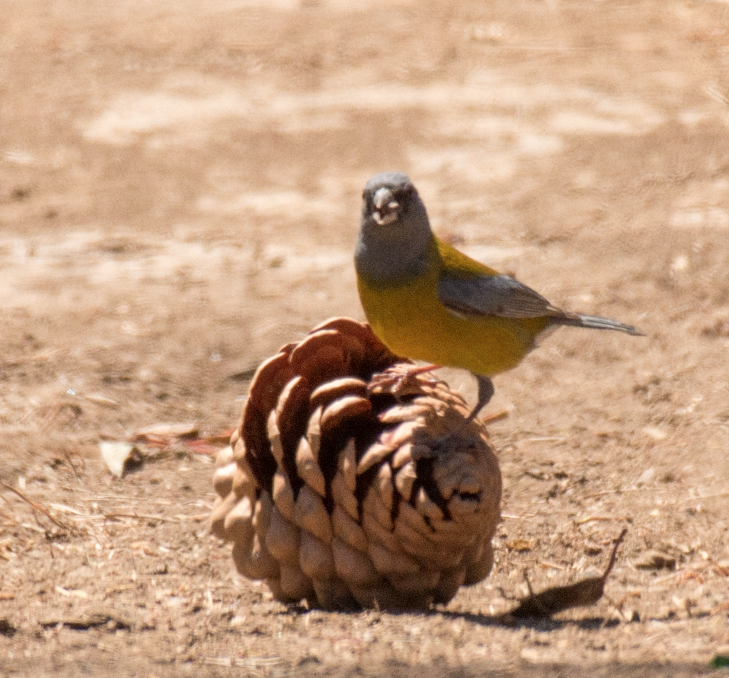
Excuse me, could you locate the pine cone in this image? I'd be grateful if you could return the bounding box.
[211,318,502,611]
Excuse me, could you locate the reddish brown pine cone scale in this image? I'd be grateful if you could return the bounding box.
[211,318,502,611]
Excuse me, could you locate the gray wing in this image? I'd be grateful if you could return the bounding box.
[438,272,563,319]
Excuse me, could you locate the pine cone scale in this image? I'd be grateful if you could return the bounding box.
[265,505,300,565]
[331,505,368,552]
[299,531,336,580]
[310,378,368,411]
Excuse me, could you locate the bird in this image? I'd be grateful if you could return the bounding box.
[354,171,643,422]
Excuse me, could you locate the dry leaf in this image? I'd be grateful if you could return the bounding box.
[99,441,143,478]
[135,422,199,438]
[506,538,535,552]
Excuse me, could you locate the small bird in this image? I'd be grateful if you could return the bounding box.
[355,171,642,422]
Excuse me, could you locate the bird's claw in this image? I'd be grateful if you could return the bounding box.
[368,363,441,401]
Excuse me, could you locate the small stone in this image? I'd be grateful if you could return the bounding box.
[636,468,656,486]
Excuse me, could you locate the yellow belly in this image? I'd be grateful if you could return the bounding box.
[357,261,549,377]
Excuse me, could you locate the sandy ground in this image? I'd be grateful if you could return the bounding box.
[2,0,729,675]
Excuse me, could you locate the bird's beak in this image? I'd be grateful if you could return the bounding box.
[371,187,400,226]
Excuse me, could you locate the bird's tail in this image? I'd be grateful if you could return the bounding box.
[552,313,644,336]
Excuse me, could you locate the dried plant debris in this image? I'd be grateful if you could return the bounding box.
[0,480,76,534]
[211,318,502,611]
[99,441,144,478]
[0,619,16,637]
[634,550,677,570]
[130,421,231,454]
[99,423,233,478]
[39,614,130,631]
[134,422,200,438]
[505,528,627,620]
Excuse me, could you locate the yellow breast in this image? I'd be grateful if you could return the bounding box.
[357,240,549,377]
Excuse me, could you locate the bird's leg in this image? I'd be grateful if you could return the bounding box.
[368,363,440,401]
[465,375,495,423]
[429,376,495,453]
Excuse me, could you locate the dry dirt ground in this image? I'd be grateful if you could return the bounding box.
[2,0,729,675]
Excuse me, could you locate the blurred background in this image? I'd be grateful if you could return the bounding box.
[3,0,729,448]
[2,0,729,671]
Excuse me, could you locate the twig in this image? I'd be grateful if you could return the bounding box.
[0,481,72,531]
[679,491,729,503]
[60,448,83,480]
[538,560,568,571]
[174,514,210,522]
[501,507,545,521]
[4,348,62,367]
[480,409,510,424]
[576,515,618,525]
[48,503,88,516]
[103,512,181,523]
[519,437,567,444]
[202,656,282,668]
[585,488,666,498]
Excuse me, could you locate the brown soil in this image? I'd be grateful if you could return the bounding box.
[2,0,729,675]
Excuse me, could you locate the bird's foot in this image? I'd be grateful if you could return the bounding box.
[465,376,495,424]
[425,377,496,453]
[368,363,440,401]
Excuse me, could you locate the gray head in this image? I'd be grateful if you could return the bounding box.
[355,172,433,286]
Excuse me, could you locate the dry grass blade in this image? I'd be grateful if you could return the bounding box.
[0,481,75,533]
[479,409,510,424]
[4,348,62,367]
[59,448,83,480]
[506,528,627,619]
[103,512,181,523]
[202,656,282,668]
